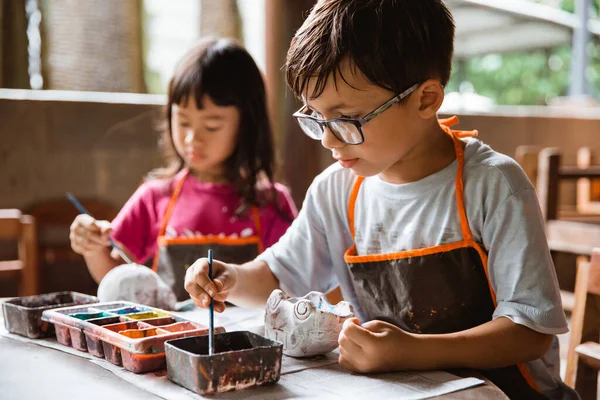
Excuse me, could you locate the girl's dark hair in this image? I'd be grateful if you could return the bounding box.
[148,37,280,215]
[286,0,455,100]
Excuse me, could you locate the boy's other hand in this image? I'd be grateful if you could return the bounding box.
[338,318,417,373]
[184,258,238,313]
[70,214,112,256]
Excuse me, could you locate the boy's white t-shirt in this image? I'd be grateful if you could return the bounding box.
[257,137,578,399]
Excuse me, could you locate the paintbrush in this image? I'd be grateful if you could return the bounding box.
[208,248,215,355]
[66,192,134,265]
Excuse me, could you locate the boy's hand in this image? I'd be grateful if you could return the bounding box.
[70,214,112,256]
[338,318,417,373]
[184,258,238,313]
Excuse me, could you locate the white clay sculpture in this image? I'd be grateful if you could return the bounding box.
[264,289,355,357]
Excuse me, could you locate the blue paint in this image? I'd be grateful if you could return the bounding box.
[71,311,112,320]
[106,306,144,315]
[316,298,334,312]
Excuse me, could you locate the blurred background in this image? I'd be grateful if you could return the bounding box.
[2,0,600,390]
[1,0,600,351]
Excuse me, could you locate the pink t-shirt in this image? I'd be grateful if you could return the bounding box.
[111,169,298,264]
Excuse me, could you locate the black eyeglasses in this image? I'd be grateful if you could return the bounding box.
[293,83,419,145]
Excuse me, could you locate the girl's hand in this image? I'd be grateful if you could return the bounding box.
[338,318,418,373]
[184,258,238,313]
[70,214,112,256]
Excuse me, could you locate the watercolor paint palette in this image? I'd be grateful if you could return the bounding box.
[2,291,99,339]
[42,301,225,373]
[165,331,283,395]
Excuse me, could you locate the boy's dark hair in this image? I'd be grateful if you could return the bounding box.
[149,37,280,215]
[286,0,455,99]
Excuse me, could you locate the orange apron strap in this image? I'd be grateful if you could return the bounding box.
[152,170,189,272]
[439,118,477,242]
[251,206,264,253]
[441,122,521,387]
[451,134,473,242]
[347,176,365,240]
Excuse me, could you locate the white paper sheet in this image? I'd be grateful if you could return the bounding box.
[279,363,484,399]
[89,356,483,400]
[0,317,97,360]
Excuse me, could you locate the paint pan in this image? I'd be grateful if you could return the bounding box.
[84,317,126,358]
[103,306,143,315]
[159,322,198,333]
[165,331,283,395]
[118,327,167,339]
[2,291,98,338]
[70,311,113,320]
[53,321,88,351]
[139,316,178,326]
[42,301,225,374]
[121,349,168,374]
[122,311,171,320]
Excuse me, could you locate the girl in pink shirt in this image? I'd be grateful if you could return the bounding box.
[69,38,297,304]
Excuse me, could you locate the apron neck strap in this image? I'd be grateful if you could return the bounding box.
[439,117,477,241]
[251,206,264,253]
[347,117,477,242]
[151,170,189,272]
[158,169,190,237]
[347,176,364,239]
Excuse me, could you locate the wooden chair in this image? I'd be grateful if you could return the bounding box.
[26,198,118,294]
[515,147,600,311]
[514,145,542,189]
[0,209,39,296]
[565,249,600,399]
[536,148,600,254]
[515,145,600,220]
[577,147,600,215]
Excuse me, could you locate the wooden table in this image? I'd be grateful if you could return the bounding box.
[0,304,508,400]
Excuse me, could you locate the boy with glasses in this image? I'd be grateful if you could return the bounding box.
[186,1,576,398]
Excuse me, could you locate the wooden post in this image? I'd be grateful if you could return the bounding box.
[574,250,600,398]
[18,215,39,296]
[265,0,327,208]
[0,0,29,88]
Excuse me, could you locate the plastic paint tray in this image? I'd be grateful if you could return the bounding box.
[2,291,98,339]
[165,331,283,395]
[42,301,225,373]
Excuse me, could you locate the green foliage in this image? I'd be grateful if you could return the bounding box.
[446,1,600,105]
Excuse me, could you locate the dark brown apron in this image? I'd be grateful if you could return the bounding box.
[344,117,548,399]
[151,170,263,301]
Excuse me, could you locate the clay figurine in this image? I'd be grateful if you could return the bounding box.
[264,289,355,357]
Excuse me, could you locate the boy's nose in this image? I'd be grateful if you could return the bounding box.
[321,125,344,150]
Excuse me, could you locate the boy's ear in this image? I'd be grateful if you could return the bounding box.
[415,79,444,119]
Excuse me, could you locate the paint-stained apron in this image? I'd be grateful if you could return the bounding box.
[344,117,549,399]
[152,170,263,301]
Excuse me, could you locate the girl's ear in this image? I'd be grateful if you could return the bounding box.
[414,79,444,120]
